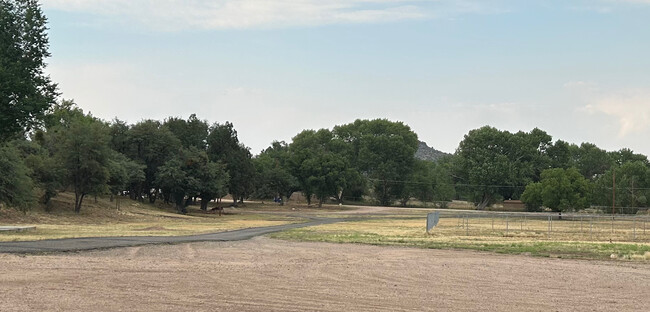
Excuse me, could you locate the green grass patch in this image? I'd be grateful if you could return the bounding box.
[271,226,650,261]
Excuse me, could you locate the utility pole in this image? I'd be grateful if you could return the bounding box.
[612,168,616,215]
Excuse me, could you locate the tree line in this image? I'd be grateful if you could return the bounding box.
[454,126,650,212]
[2,0,649,214]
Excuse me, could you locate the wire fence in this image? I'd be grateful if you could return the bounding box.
[432,212,650,243]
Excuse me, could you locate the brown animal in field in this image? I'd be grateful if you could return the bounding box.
[209,206,223,216]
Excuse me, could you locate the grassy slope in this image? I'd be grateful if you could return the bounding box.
[0,192,302,242]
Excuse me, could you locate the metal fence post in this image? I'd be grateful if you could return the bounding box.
[506,215,509,236]
[547,216,551,239]
[590,217,593,241]
[611,216,614,242]
[633,217,636,241]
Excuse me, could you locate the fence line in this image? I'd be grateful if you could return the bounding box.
[439,212,650,243]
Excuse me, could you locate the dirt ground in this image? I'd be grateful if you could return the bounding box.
[1,238,648,312]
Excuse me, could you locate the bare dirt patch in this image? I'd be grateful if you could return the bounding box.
[0,238,648,312]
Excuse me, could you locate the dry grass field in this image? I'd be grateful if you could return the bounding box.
[0,192,302,242]
[272,214,650,261]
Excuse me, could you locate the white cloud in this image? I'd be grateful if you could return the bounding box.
[584,90,650,137]
[41,0,433,30]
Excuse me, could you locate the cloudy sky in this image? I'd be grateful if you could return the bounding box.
[41,0,650,155]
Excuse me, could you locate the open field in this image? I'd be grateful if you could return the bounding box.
[3,197,650,261]
[272,213,650,261]
[0,193,304,242]
[0,237,648,312]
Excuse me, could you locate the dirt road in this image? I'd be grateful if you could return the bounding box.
[1,237,648,311]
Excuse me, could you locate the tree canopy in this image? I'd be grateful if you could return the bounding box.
[0,0,58,141]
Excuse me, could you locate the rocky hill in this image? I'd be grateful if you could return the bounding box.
[415,141,451,162]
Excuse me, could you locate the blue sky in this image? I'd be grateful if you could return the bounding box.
[41,0,650,156]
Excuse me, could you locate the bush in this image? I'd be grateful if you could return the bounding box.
[0,144,35,211]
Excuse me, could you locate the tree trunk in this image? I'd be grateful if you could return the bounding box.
[74,192,85,213]
[110,194,114,202]
[318,197,323,208]
[200,200,209,211]
[476,193,491,210]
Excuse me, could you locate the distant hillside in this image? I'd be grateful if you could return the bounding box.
[415,141,451,162]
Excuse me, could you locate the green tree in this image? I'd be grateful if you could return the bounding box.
[572,142,612,179]
[547,140,573,169]
[609,148,649,167]
[21,140,63,209]
[0,0,58,141]
[455,126,553,209]
[108,118,130,155]
[521,168,591,212]
[106,151,145,202]
[402,159,435,206]
[207,122,255,205]
[0,143,34,211]
[196,160,229,211]
[253,141,299,205]
[333,119,419,206]
[163,114,209,150]
[125,120,181,202]
[156,156,189,212]
[156,147,228,213]
[431,157,456,205]
[56,117,111,213]
[594,161,650,212]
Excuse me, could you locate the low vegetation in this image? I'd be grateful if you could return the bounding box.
[0,192,302,242]
[271,216,650,261]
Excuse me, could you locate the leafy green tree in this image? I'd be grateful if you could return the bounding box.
[431,157,456,204]
[125,120,181,202]
[609,148,649,167]
[55,117,111,213]
[196,160,229,211]
[207,122,255,204]
[108,118,130,155]
[304,152,350,207]
[22,141,63,209]
[593,161,650,212]
[253,141,299,205]
[333,119,419,206]
[455,126,515,209]
[0,143,34,211]
[455,126,553,209]
[571,142,612,179]
[546,140,573,169]
[0,0,58,141]
[163,114,209,150]
[402,159,435,206]
[156,157,189,212]
[156,147,228,212]
[520,182,543,212]
[106,151,145,202]
[288,129,357,207]
[521,168,591,212]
